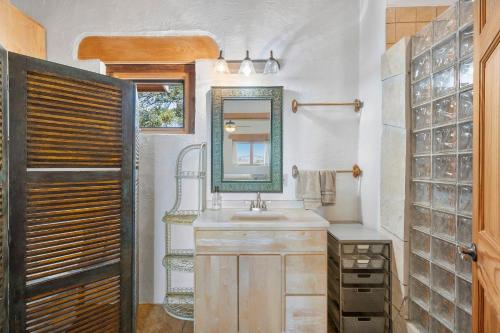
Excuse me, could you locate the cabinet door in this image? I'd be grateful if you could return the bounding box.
[286,296,326,333]
[239,255,282,333]
[195,255,238,333]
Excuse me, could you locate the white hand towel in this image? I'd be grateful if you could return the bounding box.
[296,170,321,209]
[320,170,336,205]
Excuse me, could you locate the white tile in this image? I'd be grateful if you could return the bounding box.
[381,37,411,80]
[392,273,409,317]
[380,125,410,241]
[382,74,409,128]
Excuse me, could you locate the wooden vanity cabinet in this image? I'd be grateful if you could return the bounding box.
[194,230,328,333]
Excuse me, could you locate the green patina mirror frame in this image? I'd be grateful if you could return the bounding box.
[211,86,283,192]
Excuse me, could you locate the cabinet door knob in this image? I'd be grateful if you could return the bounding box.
[458,243,477,262]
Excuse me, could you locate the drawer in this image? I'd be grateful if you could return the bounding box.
[342,316,386,333]
[286,255,326,294]
[342,254,386,270]
[342,272,385,285]
[342,243,389,256]
[195,230,326,253]
[342,288,386,313]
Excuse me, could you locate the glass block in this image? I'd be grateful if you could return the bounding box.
[459,0,474,26]
[459,121,473,151]
[458,185,472,215]
[414,181,431,206]
[433,125,457,153]
[413,77,432,106]
[414,130,432,154]
[457,253,472,280]
[433,155,457,181]
[410,301,429,333]
[432,184,457,212]
[413,23,433,57]
[430,317,453,333]
[413,51,431,82]
[434,5,458,42]
[411,253,431,284]
[431,237,456,270]
[456,307,472,333]
[413,103,432,130]
[460,58,473,88]
[459,154,473,182]
[430,291,455,329]
[433,96,457,126]
[432,37,456,71]
[459,25,474,57]
[456,277,472,312]
[457,216,472,245]
[432,211,456,241]
[433,66,457,98]
[414,156,431,179]
[413,205,431,232]
[411,277,430,309]
[459,90,473,119]
[431,263,455,301]
[412,229,431,258]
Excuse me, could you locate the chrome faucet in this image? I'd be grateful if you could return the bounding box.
[250,192,267,211]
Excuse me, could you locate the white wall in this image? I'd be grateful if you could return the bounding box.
[14,0,364,304]
[357,0,386,230]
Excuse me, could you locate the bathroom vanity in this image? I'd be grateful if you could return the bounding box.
[193,208,330,333]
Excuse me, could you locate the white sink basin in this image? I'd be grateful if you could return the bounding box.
[231,210,286,221]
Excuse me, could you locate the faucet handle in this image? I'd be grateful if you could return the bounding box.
[262,201,267,211]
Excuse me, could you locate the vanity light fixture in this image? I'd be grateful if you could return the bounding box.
[214,49,230,74]
[224,120,237,133]
[238,50,256,76]
[264,50,280,74]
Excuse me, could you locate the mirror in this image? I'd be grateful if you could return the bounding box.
[211,87,283,192]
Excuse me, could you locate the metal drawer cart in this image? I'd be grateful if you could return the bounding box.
[162,143,207,320]
[328,224,392,333]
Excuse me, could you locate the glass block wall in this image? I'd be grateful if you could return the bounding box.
[409,1,474,332]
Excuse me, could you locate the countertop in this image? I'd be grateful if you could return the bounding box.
[328,223,392,243]
[193,208,330,230]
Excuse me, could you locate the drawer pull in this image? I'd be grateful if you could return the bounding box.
[357,273,371,278]
[357,288,371,293]
[358,317,372,322]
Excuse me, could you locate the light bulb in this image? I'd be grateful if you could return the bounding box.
[264,50,280,74]
[214,50,229,74]
[224,120,237,133]
[238,50,255,76]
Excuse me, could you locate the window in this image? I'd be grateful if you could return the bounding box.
[136,81,184,128]
[106,64,195,134]
[233,142,268,166]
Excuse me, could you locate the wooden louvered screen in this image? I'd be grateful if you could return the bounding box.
[8,53,135,332]
[0,46,7,330]
[26,276,120,333]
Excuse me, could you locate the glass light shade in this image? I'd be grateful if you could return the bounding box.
[224,120,237,133]
[264,50,280,74]
[214,50,230,74]
[238,50,255,76]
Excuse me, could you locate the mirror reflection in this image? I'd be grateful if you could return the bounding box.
[222,99,271,181]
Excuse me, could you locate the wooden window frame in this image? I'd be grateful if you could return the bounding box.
[107,64,195,134]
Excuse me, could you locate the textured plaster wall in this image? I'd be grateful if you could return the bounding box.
[12,0,363,303]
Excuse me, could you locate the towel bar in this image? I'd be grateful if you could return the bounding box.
[291,99,363,113]
[292,164,362,179]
